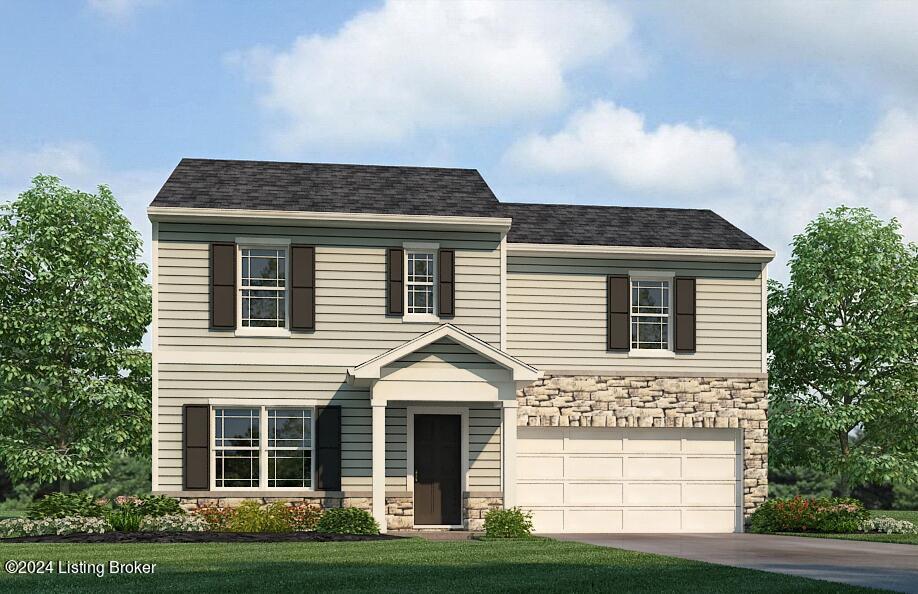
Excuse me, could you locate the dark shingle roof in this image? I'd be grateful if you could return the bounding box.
[151,158,769,251]
[150,158,502,217]
[501,202,768,250]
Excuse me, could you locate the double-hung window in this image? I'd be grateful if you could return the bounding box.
[240,247,287,328]
[406,251,435,315]
[631,279,671,350]
[213,407,313,489]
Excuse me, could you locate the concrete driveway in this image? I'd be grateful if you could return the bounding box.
[550,533,918,593]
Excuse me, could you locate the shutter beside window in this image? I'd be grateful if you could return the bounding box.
[183,405,210,490]
[315,406,342,491]
[674,277,696,352]
[290,245,316,330]
[607,275,630,351]
[386,248,404,316]
[210,242,235,329]
[438,249,455,317]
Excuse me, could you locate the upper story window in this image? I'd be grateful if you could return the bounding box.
[406,251,435,315]
[240,247,287,328]
[631,279,670,350]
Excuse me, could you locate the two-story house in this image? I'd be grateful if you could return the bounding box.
[149,158,772,533]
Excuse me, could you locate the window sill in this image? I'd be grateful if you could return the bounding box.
[234,328,292,337]
[402,314,440,323]
[628,349,676,359]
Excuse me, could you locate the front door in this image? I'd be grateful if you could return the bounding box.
[414,414,461,525]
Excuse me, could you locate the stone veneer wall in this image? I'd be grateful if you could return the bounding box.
[517,375,768,518]
[464,494,504,531]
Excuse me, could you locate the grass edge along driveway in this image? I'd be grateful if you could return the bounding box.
[779,510,918,545]
[0,537,881,593]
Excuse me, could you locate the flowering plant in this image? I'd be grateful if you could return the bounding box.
[860,516,918,535]
[0,516,110,538]
[141,514,209,532]
[748,496,869,533]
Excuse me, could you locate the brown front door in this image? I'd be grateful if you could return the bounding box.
[414,414,461,525]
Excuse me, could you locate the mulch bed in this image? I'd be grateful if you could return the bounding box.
[2,531,403,544]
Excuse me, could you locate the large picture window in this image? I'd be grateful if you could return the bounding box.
[213,407,313,489]
[631,279,670,350]
[406,251,435,315]
[240,247,287,328]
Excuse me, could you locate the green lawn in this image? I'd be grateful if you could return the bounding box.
[779,510,918,545]
[0,538,877,593]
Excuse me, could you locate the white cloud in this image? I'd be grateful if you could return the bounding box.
[86,0,158,22]
[656,0,918,97]
[229,0,637,149]
[506,100,743,193]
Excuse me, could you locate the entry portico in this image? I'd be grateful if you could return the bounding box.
[347,324,541,532]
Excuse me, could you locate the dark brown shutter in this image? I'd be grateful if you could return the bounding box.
[607,275,630,351]
[438,249,455,317]
[290,245,316,330]
[386,248,404,316]
[674,277,696,352]
[315,406,341,491]
[183,405,209,490]
[210,243,235,329]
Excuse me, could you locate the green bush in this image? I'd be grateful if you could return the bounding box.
[287,504,323,531]
[483,507,533,538]
[27,493,104,519]
[106,507,144,532]
[130,495,184,517]
[315,507,379,535]
[225,501,293,533]
[748,496,869,533]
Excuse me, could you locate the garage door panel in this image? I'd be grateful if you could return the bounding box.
[684,483,736,506]
[623,509,682,532]
[566,456,622,479]
[565,509,623,532]
[529,509,564,533]
[518,482,563,506]
[518,455,564,479]
[623,433,682,453]
[626,456,681,479]
[517,428,564,453]
[684,457,735,480]
[683,432,737,454]
[625,483,681,506]
[565,482,623,506]
[567,430,623,452]
[683,509,736,532]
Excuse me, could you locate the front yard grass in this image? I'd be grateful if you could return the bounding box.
[0,537,877,593]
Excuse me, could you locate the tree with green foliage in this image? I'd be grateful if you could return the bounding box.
[768,206,918,496]
[0,175,151,492]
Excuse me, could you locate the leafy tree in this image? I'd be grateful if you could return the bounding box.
[0,175,151,491]
[768,206,918,495]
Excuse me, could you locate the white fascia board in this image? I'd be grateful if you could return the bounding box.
[347,323,541,382]
[147,206,511,233]
[507,242,775,263]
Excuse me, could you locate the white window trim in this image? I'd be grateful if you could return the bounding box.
[235,244,291,336]
[210,404,316,491]
[403,249,439,321]
[405,406,469,529]
[628,277,674,356]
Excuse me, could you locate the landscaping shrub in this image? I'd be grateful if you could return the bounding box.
[860,516,918,535]
[0,516,110,538]
[192,505,236,530]
[225,501,294,533]
[141,514,209,532]
[315,507,379,535]
[106,507,144,532]
[483,507,533,538]
[123,494,184,517]
[287,504,323,531]
[748,496,869,533]
[27,493,104,519]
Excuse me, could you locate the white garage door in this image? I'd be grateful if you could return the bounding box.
[516,427,742,533]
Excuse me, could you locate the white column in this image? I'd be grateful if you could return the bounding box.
[502,402,518,508]
[372,403,387,533]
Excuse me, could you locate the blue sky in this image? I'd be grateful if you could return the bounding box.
[1,0,916,285]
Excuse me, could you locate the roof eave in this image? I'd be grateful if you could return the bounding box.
[507,242,775,263]
[147,206,511,233]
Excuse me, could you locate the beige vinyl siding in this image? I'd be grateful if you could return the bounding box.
[156,222,501,353]
[506,255,763,373]
[156,363,372,490]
